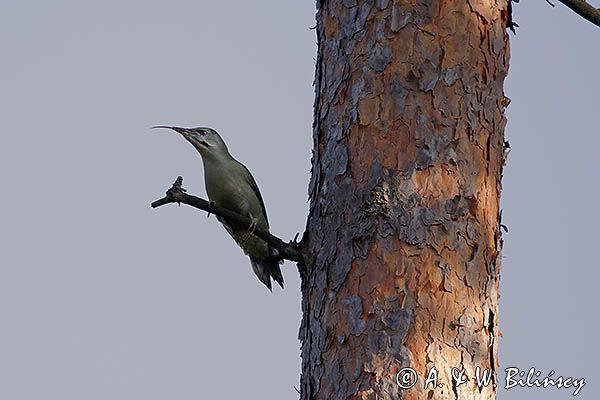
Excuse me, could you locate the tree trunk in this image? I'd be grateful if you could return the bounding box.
[300,1,510,400]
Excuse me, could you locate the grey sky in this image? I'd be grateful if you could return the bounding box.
[0,1,597,399]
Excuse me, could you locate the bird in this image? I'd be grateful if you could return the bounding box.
[154,126,284,290]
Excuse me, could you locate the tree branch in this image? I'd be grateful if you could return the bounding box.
[558,0,600,27]
[151,177,304,264]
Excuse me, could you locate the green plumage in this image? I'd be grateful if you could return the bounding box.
[205,155,284,290]
[157,125,284,290]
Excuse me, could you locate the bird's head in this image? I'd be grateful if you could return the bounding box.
[153,126,229,157]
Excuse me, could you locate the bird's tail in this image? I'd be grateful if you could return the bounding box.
[250,252,284,291]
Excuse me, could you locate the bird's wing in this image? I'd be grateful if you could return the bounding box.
[236,160,269,227]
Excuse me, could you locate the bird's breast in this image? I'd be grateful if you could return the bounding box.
[201,156,268,231]
[204,166,258,218]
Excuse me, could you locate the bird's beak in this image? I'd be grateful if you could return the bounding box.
[152,125,193,137]
[152,125,209,150]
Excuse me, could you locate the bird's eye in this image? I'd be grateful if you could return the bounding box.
[198,130,207,136]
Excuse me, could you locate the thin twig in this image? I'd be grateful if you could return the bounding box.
[151,177,304,264]
[558,0,600,27]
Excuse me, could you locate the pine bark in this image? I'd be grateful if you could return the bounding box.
[300,1,510,400]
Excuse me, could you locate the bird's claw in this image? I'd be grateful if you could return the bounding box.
[248,215,259,234]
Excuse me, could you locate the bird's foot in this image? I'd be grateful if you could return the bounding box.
[248,214,259,234]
